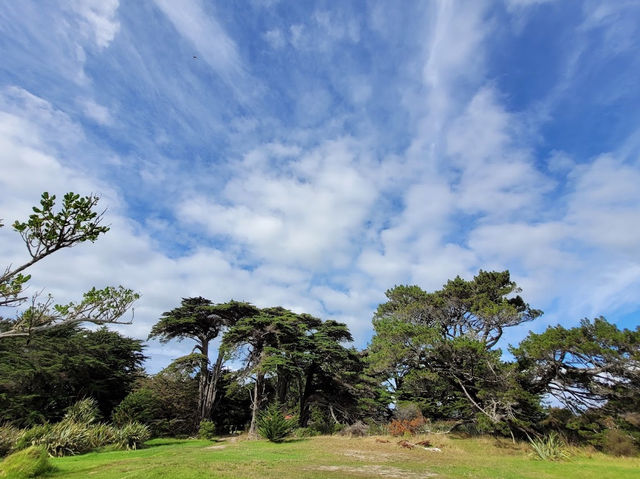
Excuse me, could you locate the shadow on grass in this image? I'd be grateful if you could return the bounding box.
[144,438,193,448]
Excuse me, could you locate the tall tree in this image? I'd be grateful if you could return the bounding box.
[148,298,258,422]
[0,192,138,340]
[222,307,303,436]
[367,271,543,434]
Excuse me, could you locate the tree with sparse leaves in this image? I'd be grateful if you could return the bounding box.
[0,192,138,340]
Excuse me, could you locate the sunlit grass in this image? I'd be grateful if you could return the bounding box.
[44,435,640,479]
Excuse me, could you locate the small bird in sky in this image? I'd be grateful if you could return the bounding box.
[193,55,197,59]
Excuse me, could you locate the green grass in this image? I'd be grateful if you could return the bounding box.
[39,435,640,479]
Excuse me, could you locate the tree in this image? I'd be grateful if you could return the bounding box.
[0,192,138,339]
[0,324,145,426]
[367,271,543,435]
[512,317,640,414]
[222,307,304,436]
[148,298,259,422]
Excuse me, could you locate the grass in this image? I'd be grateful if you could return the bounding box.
[36,435,640,479]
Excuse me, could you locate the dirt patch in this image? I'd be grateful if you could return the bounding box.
[342,450,395,461]
[313,465,436,478]
[205,445,227,450]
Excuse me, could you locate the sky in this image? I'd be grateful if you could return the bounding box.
[1,0,639,373]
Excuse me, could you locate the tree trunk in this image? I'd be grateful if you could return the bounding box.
[298,365,315,427]
[197,339,210,423]
[201,348,225,420]
[249,371,264,437]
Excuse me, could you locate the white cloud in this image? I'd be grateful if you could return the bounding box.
[178,138,380,269]
[264,28,285,49]
[154,0,244,82]
[80,98,113,125]
[69,0,120,49]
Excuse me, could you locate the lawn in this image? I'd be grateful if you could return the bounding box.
[46,435,640,479]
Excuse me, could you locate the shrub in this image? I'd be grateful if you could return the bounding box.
[0,425,21,457]
[394,402,423,422]
[112,389,161,428]
[339,421,369,437]
[14,424,51,452]
[113,422,150,450]
[293,427,317,438]
[389,417,426,437]
[529,432,569,461]
[257,403,296,443]
[63,398,100,425]
[602,429,638,457]
[40,420,93,457]
[0,446,53,478]
[198,420,217,441]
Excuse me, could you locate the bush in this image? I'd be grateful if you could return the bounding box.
[198,420,217,441]
[529,432,569,461]
[14,424,51,452]
[602,429,638,457]
[63,398,100,424]
[40,420,94,457]
[112,389,161,428]
[339,421,369,437]
[257,403,296,443]
[389,417,426,436]
[113,422,150,450]
[0,425,21,457]
[0,446,53,478]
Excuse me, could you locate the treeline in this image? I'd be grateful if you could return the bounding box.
[2,271,638,455]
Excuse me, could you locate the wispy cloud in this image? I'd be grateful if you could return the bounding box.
[2,0,639,370]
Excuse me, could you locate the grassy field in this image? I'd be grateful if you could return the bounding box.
[44,435,639,479]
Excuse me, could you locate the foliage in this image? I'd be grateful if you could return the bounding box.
[257,403,296,443]
[528,432,569,461]
[0,446,53,478]
[113,422,150,450]
[64,399,100,425]
[113,359,200,437]
[111,389,161,429]
[0,325,145,426]
[14,424,51,452]
[601,429,638,457]
[149,298,259,423]
[367,271,544,435]
[0,192,138,340]
[339,421,369,437]
[0,425,21,457]
[197,420,216,441]
[389,417,426,436]
[513,317,640,414]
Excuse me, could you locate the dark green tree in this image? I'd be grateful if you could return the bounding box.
[0,192,138,340]
[222,307,304,436]
[148,298,259,422]
[113,359,199,437]
[0,325,145,426]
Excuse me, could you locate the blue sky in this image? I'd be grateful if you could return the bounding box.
[1,0,639,372]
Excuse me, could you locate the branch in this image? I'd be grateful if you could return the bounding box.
[0,286,139,340]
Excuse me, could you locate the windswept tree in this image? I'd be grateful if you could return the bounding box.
[512,317,640,414]
[222,307,305,436]
[367,270,543,435]
[149,298,259,422]
[0,192,138,340]
[296,319,359,427]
